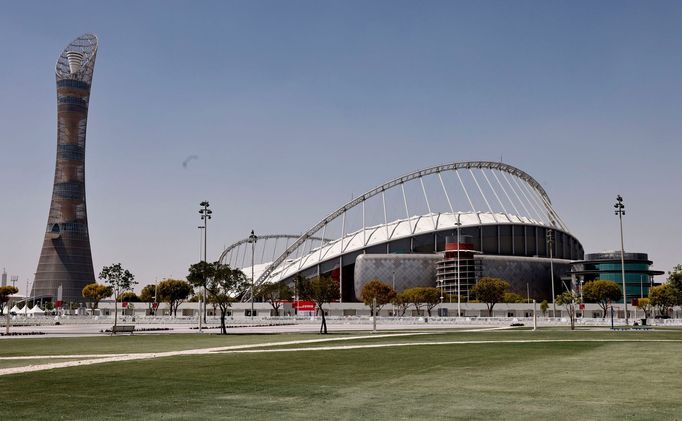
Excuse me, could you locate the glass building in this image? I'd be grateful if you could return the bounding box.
[571,252,664,301]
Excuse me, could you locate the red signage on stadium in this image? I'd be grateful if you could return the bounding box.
[293,301,316,311]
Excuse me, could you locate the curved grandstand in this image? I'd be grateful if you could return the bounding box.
[221,161,584,302]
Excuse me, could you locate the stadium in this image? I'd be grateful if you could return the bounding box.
[219,161,584,303]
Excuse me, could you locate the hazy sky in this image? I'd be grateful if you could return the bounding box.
[1,0,681,294]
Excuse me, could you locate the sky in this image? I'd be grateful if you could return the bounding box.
[1,0,681,294]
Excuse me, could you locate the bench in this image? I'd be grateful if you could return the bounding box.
[611,326,653,331]
[632,326,653,331]
[111,325,135,335]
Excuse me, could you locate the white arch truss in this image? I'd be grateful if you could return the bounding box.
[243,160,571,301]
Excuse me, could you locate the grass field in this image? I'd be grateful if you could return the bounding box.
[2,328,682,420]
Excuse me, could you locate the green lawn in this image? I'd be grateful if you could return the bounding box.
[2,329,682,419]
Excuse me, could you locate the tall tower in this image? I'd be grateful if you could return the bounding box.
[33,34,99,303]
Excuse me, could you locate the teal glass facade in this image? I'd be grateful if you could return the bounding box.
[572,252,664,301]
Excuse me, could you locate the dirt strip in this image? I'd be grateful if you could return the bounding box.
[0,332,434,376]
[217,338,682,354]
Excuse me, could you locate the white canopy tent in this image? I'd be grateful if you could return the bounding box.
[28,306,45,315]
[9,305,28,315]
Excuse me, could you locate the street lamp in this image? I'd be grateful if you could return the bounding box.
[577,279,584,318]
[197,225,204,332]
[456,214,462,318]
[392,271,396,318]
[248,230,258,319]
[199,201,212,328]
[197,226,204,261]
[614,194,628,324]
[547,228,556,317]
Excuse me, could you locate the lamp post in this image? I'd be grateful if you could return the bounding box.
[198,226,204,261]
[293,277,298,316]
[248,230,258,319]
[199,201,212,327]
[640,275,643,299]
[580,279,585,319]
[197,225,204,332]
[456,214,462,318]
[547,229,556,317]
[392,271,396,318]
[614,195,628,324]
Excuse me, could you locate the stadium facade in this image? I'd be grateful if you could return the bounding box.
[221,161,584,302]
[32,34,99,303]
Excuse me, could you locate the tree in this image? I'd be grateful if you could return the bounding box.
[81,283,113,310]
[470,277,510,317]
[649,284,678,317]
[582,280,622,318]
[206,262,247,334]
[117,291,140,302]
[556,290,581,330]
[187,260,214,322]
[392,292,410,317]
[0,286,19,314]
[666,265,682,305]
[139,284,156,302]
[256,282,293,316]
[540,300,549,316]
[299,275,340,334]
[445,293,461,303]
[503,292,526,303]
[360,279,396,316]
[99,263,136,330]
[398,287,441,317]
[157,279,192,317]
[401,288,424,316]
[419,287,441,317]
[139,284,158,314]
[637,297,652,319]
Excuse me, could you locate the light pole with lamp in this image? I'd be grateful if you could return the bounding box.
[456,214,462,318]
[640,274,643,299]
[392,270,396,317]
[547,228,556,317]
[614,195,628,324]
[580,279,585,319]
[199,201,212,328]
[248,230,258,319]
[197,225,204,332]
[197,226,204,261]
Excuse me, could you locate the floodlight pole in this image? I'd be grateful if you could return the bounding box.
[5,297,11,335]
[199,201,212,329]
[372,297,377,333]
[456,214,461,318]
[249,230,258,320]
[392,271,396,318]
[614,195,628,324]
[197,225,204,332]
[547,229,556,317]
